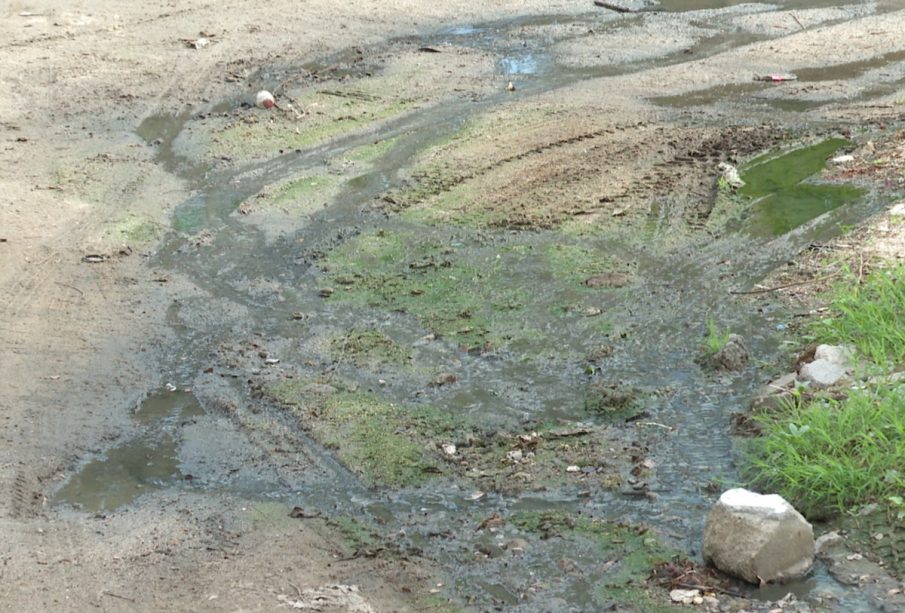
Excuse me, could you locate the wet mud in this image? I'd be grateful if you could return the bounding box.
[51,1,905,610]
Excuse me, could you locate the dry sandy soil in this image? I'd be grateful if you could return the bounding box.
[2,0,905,611]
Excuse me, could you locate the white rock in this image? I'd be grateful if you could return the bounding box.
[814,344,853,368]
[890,202,905,217]
[441,443,457,456]
[799,359,846,387]
[670,589,702,604]
[566,465,580,473]
[703,488,814,585]
[255,90,275,109]
[831,154,855,164]
[718,162,745,189]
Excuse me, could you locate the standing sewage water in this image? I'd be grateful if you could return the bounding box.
[55,1,899,610]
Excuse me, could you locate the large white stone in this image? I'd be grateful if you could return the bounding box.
[799,359,846,388]
[703,488,814,585]
[814,344,853,369]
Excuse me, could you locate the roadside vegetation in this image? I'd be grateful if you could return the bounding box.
[744,263,905,568]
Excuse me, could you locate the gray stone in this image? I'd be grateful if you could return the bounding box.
[814,344,854,369]
[750,373,798,412]
[703,488,815,585]
[799,358,847,388]
[714,334,750,371]
[815,531,844,554]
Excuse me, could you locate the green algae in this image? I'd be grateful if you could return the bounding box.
[342,136,400,164]
[114,214,161,245]
[271,174,339,209]
[211,89,412,162]
[544,243,633,286]
[510,511,683,612]
[323,229,539,351]
[264,382,464,488]
[329,329,412,369]
[739,139,864,236]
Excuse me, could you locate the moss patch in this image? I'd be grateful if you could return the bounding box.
[322,229,540,351]
[112,214,161,245]
[264,383,465,488]
[342,136,400,164]
[211,88,412,163]
[329,329,412,369]
[510,511,683,612]
[544,243,633,287]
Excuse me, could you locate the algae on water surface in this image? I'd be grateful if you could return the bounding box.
[739,139,864,236]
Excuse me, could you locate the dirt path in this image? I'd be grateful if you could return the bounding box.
[2,1,905,610]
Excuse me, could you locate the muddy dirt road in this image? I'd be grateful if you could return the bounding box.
[2,0,905,611]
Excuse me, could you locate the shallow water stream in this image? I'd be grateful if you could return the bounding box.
[55,2,898,610]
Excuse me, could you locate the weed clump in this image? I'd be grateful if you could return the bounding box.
[744,385,905,519]
[811,265,905,367]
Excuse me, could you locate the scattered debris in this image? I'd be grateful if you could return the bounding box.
[593,1,639,14]
[432,372,457,386]
[277,584,374,612]
[81,254,108,263]
[669,588,703,605]
[182,36,210,50]
[288,506,322,519]
[754,73,798,82]
[717,162,745,189]
[255,90,276,109]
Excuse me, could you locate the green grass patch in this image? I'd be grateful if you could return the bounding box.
[323,229,539,351]
[329,329,411,368]
[342,136,400,164]
[211,89,412,161]
[327,515,382,552]
[703,318,731,355]
[744,384,905,519]
[114,214,160,245]
[544,244,629,286]
[812,265,905,367]
[319,392,456,487]
[264,383,466,488]
[272,174,338,208]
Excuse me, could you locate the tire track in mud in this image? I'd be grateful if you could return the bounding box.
[393,119,785,230]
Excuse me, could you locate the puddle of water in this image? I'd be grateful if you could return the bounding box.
[54,390,204,512]
[499,54,542,75]
[133,389,205,425]
[652,51,905,112]
[738,138,865,237]
[657,0,869,9]
[54,435,183,513]
[794,49,905,83]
